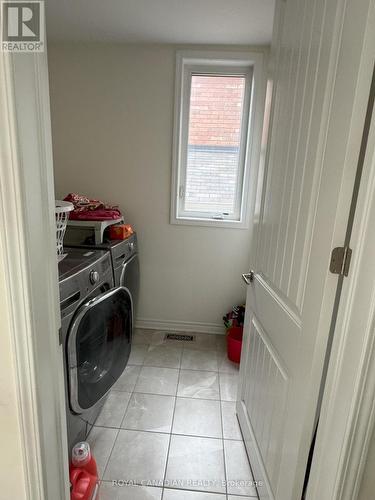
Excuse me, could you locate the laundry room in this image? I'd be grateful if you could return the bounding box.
[49,43,258,338]
[45,1,272,498]
[2,1,375,500]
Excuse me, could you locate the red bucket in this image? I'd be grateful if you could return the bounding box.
[227,326,243,363]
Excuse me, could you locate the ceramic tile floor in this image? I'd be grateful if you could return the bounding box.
[88,329,258,500]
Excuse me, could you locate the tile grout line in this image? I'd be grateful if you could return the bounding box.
[128,343,235,366]
[100,426,121,481]
[92,423,243,442]
[217,358,229,499]
[95,387,240,440]
[104,377,137,479]
[161,357,182,500]
[124,387,237,403]
[98,361,143,481]
[131,334,232,364]
[161,485,253,498]
[118,385,136,430]
[138,341,183,370]
[99,333,235,496]
[130,362,229,373]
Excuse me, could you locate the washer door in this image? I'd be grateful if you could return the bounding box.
[68,287,132,413]
[120,253,140,315]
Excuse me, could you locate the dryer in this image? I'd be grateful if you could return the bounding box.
[59,248,132,450]
[64,228,140,318]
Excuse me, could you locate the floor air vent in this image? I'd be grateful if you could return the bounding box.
[164,333,196,342]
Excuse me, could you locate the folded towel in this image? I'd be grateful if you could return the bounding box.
[64,193,122,221]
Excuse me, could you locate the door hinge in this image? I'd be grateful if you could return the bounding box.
[58,327,63,345]
[329,246,352,277]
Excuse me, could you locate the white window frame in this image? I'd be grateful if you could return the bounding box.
[170,49,265,229]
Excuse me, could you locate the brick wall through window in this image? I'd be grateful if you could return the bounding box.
[188,75,245,146]
[185,74,246,214]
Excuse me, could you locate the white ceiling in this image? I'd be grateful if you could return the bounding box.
[46,0,275,45]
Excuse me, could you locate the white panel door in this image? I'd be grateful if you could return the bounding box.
[237,0,374,499]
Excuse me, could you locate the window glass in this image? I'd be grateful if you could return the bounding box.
[185,74,246,216]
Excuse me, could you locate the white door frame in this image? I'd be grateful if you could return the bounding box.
[0,49,69,499]
[306,3,375,497]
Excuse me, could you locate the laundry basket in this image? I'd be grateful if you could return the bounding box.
[55,200,73,260]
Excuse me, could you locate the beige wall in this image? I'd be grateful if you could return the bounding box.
[0,257,27,498]
[48,43,260,331]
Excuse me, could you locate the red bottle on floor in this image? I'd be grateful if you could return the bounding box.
[70,442,99,500]
[71,442,98,476]
[70,468,98,500]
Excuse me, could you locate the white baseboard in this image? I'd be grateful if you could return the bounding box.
[135,317,226,335]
